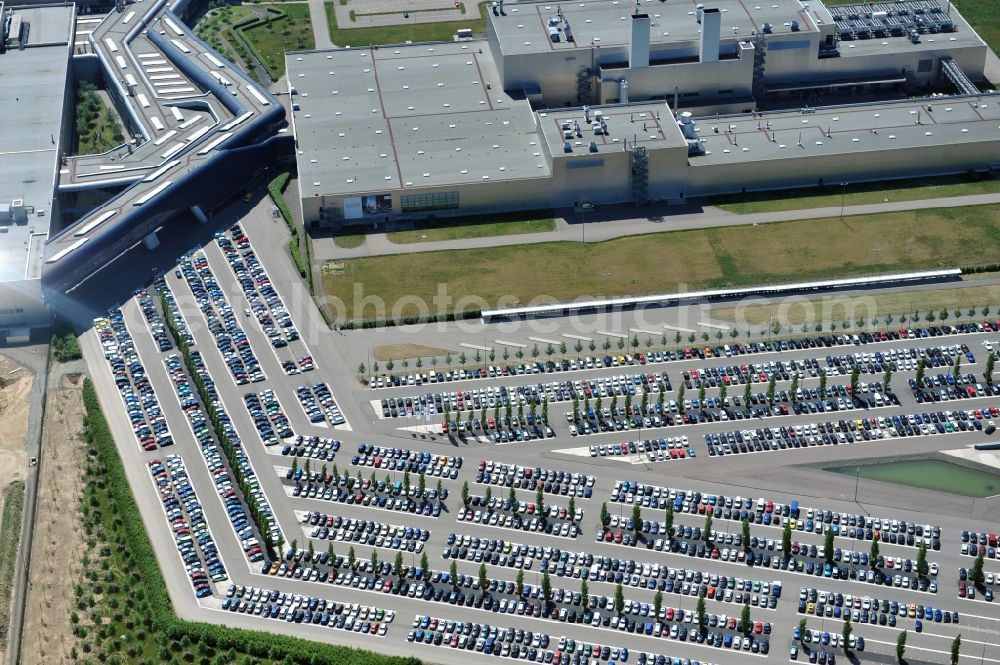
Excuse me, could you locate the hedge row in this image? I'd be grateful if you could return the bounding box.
[52,327,83,362]
[267,172,312,290]
[159,291,277,553]
[339,309,482,330]
[962,263,1000,275]
[82,377,421,665]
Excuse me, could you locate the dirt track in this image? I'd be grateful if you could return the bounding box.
[19,372,86,665]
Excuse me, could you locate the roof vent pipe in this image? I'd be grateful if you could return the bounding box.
[629,13,650,68]
[700,8,721,63]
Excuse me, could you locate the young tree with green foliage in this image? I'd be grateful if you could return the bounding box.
[601,501,610,526]
[870,538,880,565]
[696,593,707,632]
[614,583,625,614]
[819,369,828,398]
[916,542,928,577]
[740,603,751,635]
[986,354,996,385]
[516,569,524,596]
[542,571,552,602]
[665,502,675,539]
[394,551,403,577]
[972,550,986,586]
[632,504,642,531]
[703,513,713,542]
[883,367,893,392]
[824,529,835,563]
[843,617,853,653]
[916,359,926,387]
[461,480,470,505]
[580,579,588,605]
[653,590,663,619]
[741,518,751,548]
[479,563,489,593]
[766,374,777,405]
[782,521,792,557]
[450,560,458,585]
[896,629,907,663]
[951,634,961,665]
[798,617,808,640]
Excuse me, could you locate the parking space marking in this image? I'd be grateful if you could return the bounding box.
[563,334,592,342]
[663,324,697,333]
[597,331,629,339]
[495,340,527,348]
[528,337,562,346]
[460,343,492,352]
[864,636,1000,663]
[699,321,731,330]
[630,328,661,336]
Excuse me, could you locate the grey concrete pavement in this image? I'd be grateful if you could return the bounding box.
[73,187,1000,665]
[308,0,334,49]
[314,192,1000,261]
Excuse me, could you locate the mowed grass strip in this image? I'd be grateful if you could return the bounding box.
[321,205,1000,317]
[954,0,1000,67]
[0,480,25,647]
[710,283,1000,327]
[243,4,315,78]
[326,1,487,47]
[711,175,1000,215]
[386,217,555,244]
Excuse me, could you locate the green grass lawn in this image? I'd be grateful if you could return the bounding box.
[193,5,253,65]
[242,4,315,78]
[326,1,486,47]
[952,0,1000,64]
[710,175,1000,214]
[0,481,24,649]
[386,215,555,244]
[334,232,365,248]
[322,204,1000,318]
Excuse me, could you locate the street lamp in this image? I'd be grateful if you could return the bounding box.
[839,182,848,223]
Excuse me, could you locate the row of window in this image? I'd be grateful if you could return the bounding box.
[400,191,459,213]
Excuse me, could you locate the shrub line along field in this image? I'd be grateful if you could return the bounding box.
[0,480,24,651]
[710,175,1000,215]
[75,377,421,665]
[321,205,1000,318]
[385,214,556,245]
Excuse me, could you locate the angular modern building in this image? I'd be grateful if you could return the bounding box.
[287,0,998,228]
[0,0,288,338]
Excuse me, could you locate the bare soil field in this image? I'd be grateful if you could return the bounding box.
[0,356,32,493]
[20,372,87,665]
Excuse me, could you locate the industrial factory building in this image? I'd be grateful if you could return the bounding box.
[288,0,998,228]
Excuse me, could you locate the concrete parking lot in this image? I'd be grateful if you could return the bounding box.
[77,199,1000,665]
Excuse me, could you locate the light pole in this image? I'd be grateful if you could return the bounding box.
[840,182,848,223]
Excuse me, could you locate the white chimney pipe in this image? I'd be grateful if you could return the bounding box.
[700,8,721,63]
[629,13,650,68]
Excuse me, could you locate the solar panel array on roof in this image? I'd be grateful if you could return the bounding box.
[832,0,956,40]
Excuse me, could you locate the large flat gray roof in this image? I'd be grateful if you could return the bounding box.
[537,102,687,157]
[689,94,1000,166]
[0,7,71,282]
[490,0,821,56]
[13,4,74,44]
[288,41,551,198]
